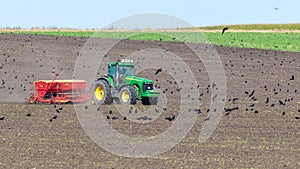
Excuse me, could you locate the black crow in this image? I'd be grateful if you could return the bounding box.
[265,97,269,104]
[279,100,285,105]
[232,98,239,103]
[249,90,255,97]
[137,116,152,120]
[165,115,175,121]
[224,107,239,115]
[222,27,229,34]
[225,112,231,116]
[251,97,257,101]
[112,116,119,120]
[193,109,201,114]
[155,68,163,75]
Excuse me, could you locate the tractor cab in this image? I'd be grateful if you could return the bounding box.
[107,60,134,87]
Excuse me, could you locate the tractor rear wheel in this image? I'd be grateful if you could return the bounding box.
[119,86,137,105]
[93,80,113,104]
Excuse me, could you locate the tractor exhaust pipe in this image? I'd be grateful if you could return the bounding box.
[115,62,119,87]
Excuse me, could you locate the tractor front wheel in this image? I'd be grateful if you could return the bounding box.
[93,80,113,104]
[119,86,137,105]
[142,97,158,105]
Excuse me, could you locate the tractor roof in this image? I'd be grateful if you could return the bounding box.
[108,61,135,66]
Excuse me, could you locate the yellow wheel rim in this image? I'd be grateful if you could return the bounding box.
[121,90,130,103]
[95,86,104,101]
[29,97,35,104]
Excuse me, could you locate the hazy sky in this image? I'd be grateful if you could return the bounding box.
[0,0,298,29]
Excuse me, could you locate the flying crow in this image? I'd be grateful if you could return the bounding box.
[222,27,229,34]
[155,68,163,75]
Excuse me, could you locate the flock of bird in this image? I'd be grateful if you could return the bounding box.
[0,33,299,124]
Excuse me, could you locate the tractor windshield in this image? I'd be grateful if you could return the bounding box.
[119,66,133,77]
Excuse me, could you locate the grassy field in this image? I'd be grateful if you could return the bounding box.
[186,23,300,31]
[1,26,300,52]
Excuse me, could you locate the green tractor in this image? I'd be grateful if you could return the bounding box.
[93,59,159,105]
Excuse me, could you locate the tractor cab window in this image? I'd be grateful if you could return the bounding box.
[108,64,116,77]
[118,66,133,77]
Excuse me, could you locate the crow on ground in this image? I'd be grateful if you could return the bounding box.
[290,75,295,80]
[265,97,270,104]
[165,115,175,121]
[279,100,285,105]
[232,98,239,103]
[112,116,119,120]
[249,90,255,97]
[193,109,201,114]
[137,116,152,120]
[224,106,239,116]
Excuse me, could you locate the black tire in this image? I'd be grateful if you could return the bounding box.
[142,97,158,105]
[93,79,113,104]
[119,86,137,105]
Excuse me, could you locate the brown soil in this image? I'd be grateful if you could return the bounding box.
[0,34,299,168]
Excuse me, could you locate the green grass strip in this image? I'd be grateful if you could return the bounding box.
[1,31,300,52]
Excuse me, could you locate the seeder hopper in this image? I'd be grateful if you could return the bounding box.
[27,74,91,104]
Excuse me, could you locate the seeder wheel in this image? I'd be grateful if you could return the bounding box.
[28,97,36,104]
